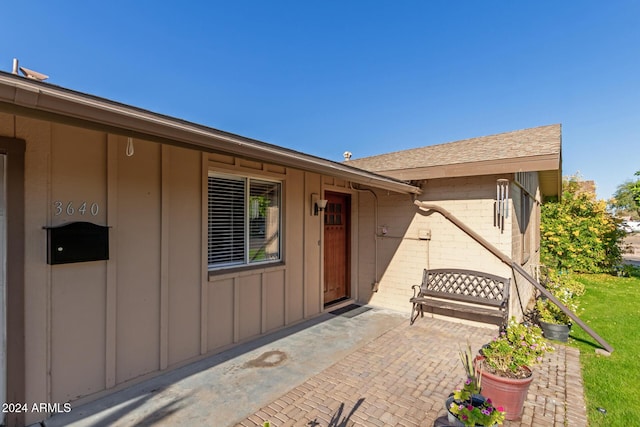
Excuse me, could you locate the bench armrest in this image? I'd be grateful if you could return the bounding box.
[411,284,421,298]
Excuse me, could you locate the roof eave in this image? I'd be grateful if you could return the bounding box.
[370,154,560,180]
[363,153,562,199]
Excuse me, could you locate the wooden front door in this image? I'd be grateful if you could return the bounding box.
[323,192,350,304]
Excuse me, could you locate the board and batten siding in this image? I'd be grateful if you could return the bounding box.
[0,115,324,425]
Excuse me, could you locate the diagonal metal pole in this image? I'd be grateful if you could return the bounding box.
[414,200,614,354]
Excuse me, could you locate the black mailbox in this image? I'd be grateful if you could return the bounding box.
[45,222,110,265]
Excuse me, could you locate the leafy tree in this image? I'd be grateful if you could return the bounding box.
[541,175,625,273]
[609,172,640,219]
[632,171,640,208]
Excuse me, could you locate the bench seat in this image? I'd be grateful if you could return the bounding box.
[410,268,510,329]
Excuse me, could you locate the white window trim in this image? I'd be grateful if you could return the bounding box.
[207,170,282,271]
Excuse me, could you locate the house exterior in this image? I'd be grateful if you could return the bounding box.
[348,124,562,320]
[0,70,560,426]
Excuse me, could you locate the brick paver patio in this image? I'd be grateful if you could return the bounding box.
[234,316,587,427]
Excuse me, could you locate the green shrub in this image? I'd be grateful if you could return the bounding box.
[481,318,553,378]
[535,270,585,324]
[540,175,625,273]
[617,263,640,278]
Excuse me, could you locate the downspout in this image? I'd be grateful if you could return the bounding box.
[351,184,380,292]
[414,200,614,354]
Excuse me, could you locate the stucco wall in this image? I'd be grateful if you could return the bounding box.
[0,114,332,424]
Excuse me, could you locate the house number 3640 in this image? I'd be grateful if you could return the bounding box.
[53,201,100,216]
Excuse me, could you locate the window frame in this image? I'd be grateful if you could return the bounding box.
[207,170,282,271]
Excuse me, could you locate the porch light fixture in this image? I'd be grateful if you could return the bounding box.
[311,193,328,216]
[316,199,328,215]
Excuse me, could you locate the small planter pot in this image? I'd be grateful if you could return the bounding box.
[475,357,533,421]
[445,394,495,427]
[539,321,571,342]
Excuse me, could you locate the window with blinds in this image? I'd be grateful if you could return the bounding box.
[208,173,281,269]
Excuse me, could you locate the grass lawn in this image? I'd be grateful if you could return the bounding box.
[567,272,640,426]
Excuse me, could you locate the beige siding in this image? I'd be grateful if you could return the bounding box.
[510,172,541,319]
[167,147,202,366]
[51,263,106,400]
[204,162,322,347]
[19,117,52,423]
[207,278,234,351]
[1,114,332,424]
[50,125,108,401]
[237,274,262,339]
[265,269,286,332]
[285,169,305,323]
[303,172,322,317]
[4,108,549,426]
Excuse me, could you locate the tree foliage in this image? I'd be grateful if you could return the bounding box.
[540,175,625,273]
[609,172,640,218]
[632,170,640,208]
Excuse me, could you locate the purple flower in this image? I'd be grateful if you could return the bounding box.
[486,398,492,404]
[482,408,491,415]
[465,378,472,385]
[466,405,474,411]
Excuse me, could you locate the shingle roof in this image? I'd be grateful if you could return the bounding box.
[346,124,561,172]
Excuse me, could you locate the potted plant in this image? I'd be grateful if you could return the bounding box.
[476,318,553,421]
[535,269,585,342]
[446,344,505,426]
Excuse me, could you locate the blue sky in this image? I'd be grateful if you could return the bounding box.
[3,1,639,200]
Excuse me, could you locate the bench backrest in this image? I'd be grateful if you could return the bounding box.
[420,268,510,308]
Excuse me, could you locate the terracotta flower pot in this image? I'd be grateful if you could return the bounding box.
[475,356,533,421]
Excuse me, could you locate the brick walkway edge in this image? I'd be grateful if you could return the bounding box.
[234,317,587,427]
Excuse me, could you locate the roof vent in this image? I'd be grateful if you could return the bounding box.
[12,58,49,81]
[343,151,352,161]
[20,66,49,81]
